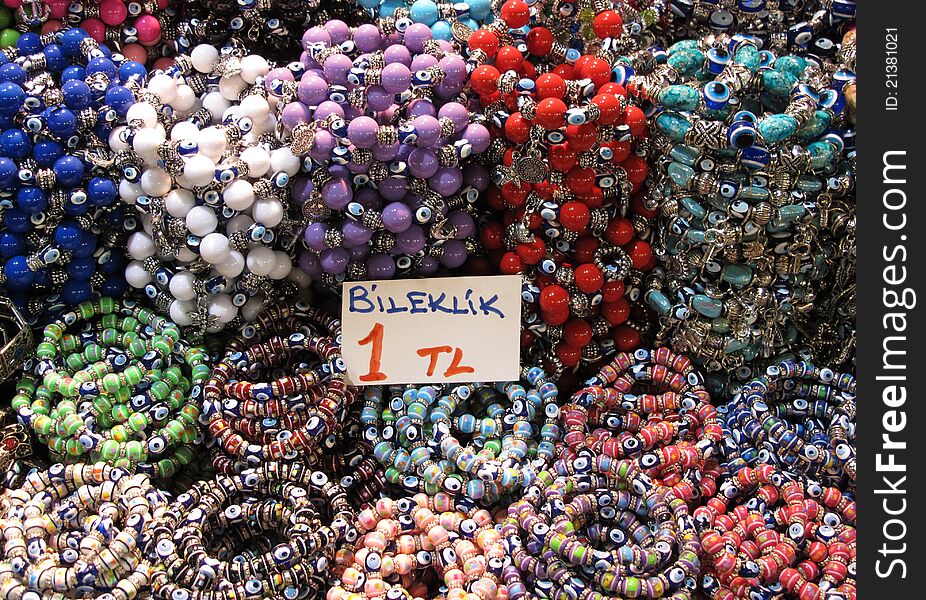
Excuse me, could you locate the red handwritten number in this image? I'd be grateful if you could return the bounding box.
[358,322,388,382]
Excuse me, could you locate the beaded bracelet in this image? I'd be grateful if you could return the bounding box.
[358,0,494,44]
[719,360,855,488]
[12,0,169,66]
[463,1,659,367]
[694,464,856,600]
[0,27,142,322]
[0,462,168,600]
[142,461,357,600]
[289,18,493,284]
[331,492,505,600]
[563,347,722,501]
[11,297,210,475]
[657,0,856,52]
[160,0,370,59]
[634,32,856,391]
[502,459,702,600]
[115,46,312,334]
[203,301,355,470]
[360,365,559,503]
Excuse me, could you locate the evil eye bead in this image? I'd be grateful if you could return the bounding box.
[539,259,556,274]
[703,81,731,110]
[177,140,198,156]
[718,180,739,199]
[566,108,587,126]
[787,22,814,47]
[706,47,730,74]
[365,551,382,571]
[412,70,433,85]
[727,120,757,149]
[272,545,292,563]
[415,206,432,223]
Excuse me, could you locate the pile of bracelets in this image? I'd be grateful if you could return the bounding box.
[115,45,312,333]
[11,297,210,475]
[467,0,665,368]
[360,365,559,504]
[160,0,370,59]
[0,462,168,599]
[9,0,169,66]
[719,360,856,489]
[330,493,505,600]
[503,459,703,600]
[142,460,358,600]
[638,30,856,392]
[289,17,492,285]
[203,301,356,472]
[0,27,141,322]
[695,464,856,600]
[0,1,859,599]
[562,347,723,502]
[356,0,495,39]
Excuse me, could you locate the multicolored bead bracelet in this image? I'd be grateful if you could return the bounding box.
[502,460,702,600]
[330,493,505,600]
[0,462,168,599]
[360,366,559,503]
[203,301,355,471]
[695,464,856,600]
[562,347,722,501]
[11,297,210,476]
[143,460,358,600]
[719,360,855,488]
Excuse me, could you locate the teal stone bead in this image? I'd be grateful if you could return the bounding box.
[716,147,739,159]
[739,186,769,200]
[680,197,706,219]
[774,55,807,78]
[669,144,700,166]
[667,48,706,75]
[721,264,753,288]
[796,176,824,192]
[692,294,723,318]
[656,112,693,141]
[711,318,731,334]
[762,69,797,96]
[684,229,706,244]
[704,106,732,121]
[658,85,700,111]
[796,110,832,140]
[743,345,759,361]
[646,290,672,316]
[724,338,749,353]
[668,162,695,187]
[766,221,789,234]
[777,204,806,222]
[669,39,700,52]
[757,114,798,143]
[807,141,836,170]
[734,45,761,71]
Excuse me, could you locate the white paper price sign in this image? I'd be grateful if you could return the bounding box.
[341,275,522,385]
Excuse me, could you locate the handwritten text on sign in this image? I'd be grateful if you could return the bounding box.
[341,275,522,385]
